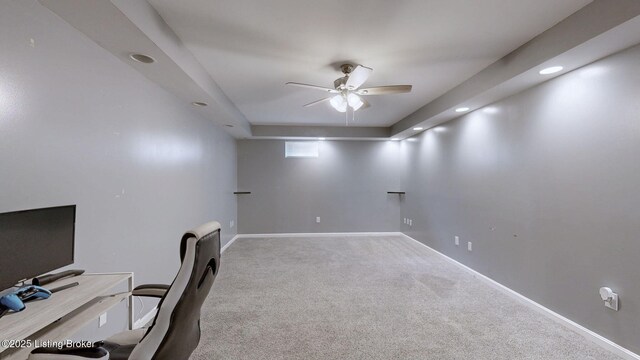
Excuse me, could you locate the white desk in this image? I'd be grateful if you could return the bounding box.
[0,273,133,360]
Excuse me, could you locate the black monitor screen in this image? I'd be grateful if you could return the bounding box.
[0,205,75,291]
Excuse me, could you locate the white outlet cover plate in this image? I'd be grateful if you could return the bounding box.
[99,312,107,327]
[605,293,619,311]
[467,242,472,251]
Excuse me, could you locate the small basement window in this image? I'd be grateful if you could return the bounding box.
[285,141,319,158]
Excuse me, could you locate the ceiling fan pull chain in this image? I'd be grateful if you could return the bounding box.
[345,106,349,126]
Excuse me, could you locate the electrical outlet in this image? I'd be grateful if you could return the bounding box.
[230,220,235,228]
[467,242,472,251]
[316,217,321,223]
[455,236,459,246]
[99,312,107,328]
[403,218,407,224]
[599,287,619,311]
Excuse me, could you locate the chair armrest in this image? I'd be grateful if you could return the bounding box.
[29,346,108,359]
[132,284,170,298]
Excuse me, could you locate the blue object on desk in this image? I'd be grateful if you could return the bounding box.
[0,293,25,312]
[18,285,51,302]
[0,285,52,313]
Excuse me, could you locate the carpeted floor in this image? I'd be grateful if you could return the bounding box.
[191,235,622,360]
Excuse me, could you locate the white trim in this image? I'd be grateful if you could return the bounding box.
[221,234,240,253]
[133,306,158,329]
[399,233,640,360]
[234,232,402,239]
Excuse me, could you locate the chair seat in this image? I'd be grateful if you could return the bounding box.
[105,328,147,346]
[99,342,135,360]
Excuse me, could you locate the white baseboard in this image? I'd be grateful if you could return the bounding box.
[399,233,640,360]
[234,231,402,239]
[133,306,157,329]
[221,234,240,253]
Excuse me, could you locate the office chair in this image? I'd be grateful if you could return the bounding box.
[28,221,221,360]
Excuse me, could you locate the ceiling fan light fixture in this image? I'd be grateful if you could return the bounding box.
[347,93,364,111]
[330,95,347,112]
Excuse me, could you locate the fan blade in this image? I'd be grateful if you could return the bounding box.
[345,65,373,90]
[286,82,338,93]
[357,85,412,95]
[303,97,332,107]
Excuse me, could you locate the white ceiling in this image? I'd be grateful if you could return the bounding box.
[148,0,590,127]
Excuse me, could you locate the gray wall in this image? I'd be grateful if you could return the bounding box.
[400,44,640,353]
[0,0,236,338]
[3,0,638,353]
[237,140,402,233]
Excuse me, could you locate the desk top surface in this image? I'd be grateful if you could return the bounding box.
[0,273,131,349]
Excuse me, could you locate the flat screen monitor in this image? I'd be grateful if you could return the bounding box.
[0,205,75,291]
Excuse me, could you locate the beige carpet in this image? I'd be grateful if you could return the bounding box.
[191,235,622,360]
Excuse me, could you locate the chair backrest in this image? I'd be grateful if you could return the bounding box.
[130,221,221,360]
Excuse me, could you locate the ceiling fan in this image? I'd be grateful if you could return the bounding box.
[286,64,412,113]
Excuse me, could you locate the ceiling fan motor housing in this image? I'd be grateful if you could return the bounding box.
[340,63,354,75]
[333,64,355,90]
[334,76,348,90]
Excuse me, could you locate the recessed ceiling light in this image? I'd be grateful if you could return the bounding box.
[318,137,326,141]
[129,53,155,64]
[391,138,399,141]
[413,127,423,131]
[539,66,563,75]
[455,107,470,112]
[191,101,208,107]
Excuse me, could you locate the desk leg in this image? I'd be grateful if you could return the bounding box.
[128,274,134,330]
